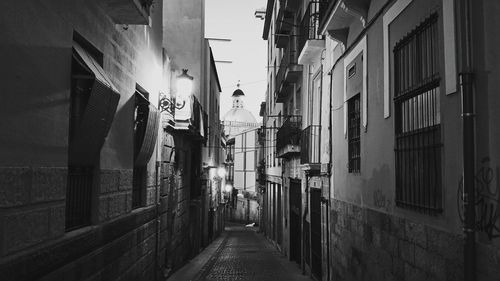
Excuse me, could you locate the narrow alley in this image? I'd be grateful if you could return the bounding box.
[169,224,312,281]
[1,0,500,281]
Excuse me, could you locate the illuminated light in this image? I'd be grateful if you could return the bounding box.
[217,167,227,178]
[209,168,217,180]
[224,184,233,193]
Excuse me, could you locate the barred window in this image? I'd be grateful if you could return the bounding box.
[132,89,149,209]
[394,13,442,213]
[348,94,361,173]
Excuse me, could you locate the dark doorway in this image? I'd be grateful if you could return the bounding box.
[289,179,301,264]
[310,188,322,280]
[277,184,283,246]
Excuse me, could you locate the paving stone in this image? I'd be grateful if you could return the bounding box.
[178,225,314,281]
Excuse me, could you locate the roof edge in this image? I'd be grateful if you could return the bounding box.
[262,0,275,40]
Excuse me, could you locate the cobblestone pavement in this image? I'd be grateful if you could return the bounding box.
[191,225,312,281]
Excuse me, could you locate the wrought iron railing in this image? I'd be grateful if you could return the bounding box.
[276,45,298,101]
[276,115,302,151]
[298,1,325,55]
[300,125,321,164]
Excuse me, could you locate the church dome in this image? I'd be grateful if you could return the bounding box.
[232,89,245,97]
[223,108,257,124]
[222,86,259,138]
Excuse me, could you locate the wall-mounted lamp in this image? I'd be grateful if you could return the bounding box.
[217,167,227,178]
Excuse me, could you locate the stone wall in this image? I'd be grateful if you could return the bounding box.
[329,199,464,281]
[329,199,500,281]
[0,167,67,256]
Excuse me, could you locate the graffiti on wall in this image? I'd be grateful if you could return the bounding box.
[373,189,392,212]
[457,157,500,240]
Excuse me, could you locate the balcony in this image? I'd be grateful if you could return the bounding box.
[318,0,370,45]
[301,125,321,172]
[276,116,302,158]
[105,0,152,25]
[275,45,303,103]
[174,95,206,140]
[275,1,294,47]
[298,1,326,65]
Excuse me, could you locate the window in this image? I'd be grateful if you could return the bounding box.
[66,35,119,231]
[132,88,149,209]
[348,94,361,173]
[394,13,442,213]
[348,63,356,78]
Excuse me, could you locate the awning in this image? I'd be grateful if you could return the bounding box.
[68,43,120,166]
[72,43,118,92]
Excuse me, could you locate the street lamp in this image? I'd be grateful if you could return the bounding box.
[224,184,233,193]
[217,167,227,178]
[175,69,193,109]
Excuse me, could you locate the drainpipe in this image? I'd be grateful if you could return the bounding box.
[458,0,476,280]
[326,69,334,281]
[155,159,161,281]
[302,175,309,275]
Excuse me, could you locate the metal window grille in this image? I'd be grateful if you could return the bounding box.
[348,94,361,173]
[66,166,93,231]
[300,125,321,164]
[132,92,149,209]
[132,166,146,208]
[394,13,442,214]
[66,53,94,231]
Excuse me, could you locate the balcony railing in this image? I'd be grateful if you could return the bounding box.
[276,115,302,153]
[298,1,325,56]
[276,45,302,102]
[275,1,294,47]
[318,0,336,28]
[301,125,321,164]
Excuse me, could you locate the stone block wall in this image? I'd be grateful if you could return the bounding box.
[329,199,465,281]
[0,167,67,256]
[98,169,133,222]
[160,133,193,277]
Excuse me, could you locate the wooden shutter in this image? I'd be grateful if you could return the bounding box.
[68,81,120,166]
[135,104,160,166]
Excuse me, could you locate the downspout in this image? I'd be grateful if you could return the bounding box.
[302,174,309,275]
[319,48,330,281]
[326,68,334,281]
[458,0,476,280]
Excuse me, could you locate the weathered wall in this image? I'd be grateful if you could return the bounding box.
[330,199,464,281]
[326,0,500,280]
[0,0,195,280]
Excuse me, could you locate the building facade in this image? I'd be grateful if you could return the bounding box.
[260,0,500,280]
[222,88,260,223]
[0,0,224,280]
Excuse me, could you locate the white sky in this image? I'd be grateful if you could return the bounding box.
[205,0,267,122]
